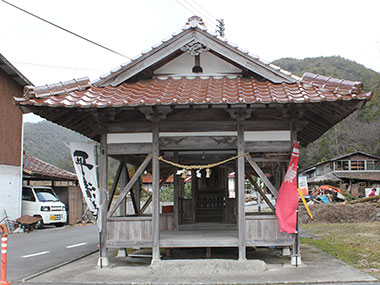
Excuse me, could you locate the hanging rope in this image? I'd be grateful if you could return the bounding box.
[149,152,249,170]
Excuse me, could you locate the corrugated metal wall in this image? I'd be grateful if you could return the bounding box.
[0,68,23,166]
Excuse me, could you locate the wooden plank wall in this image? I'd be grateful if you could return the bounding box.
[160,213,174,231]
[107,218,152,247]
[245,215,293,246]
[68,186,83,224]
[0,69,23,166]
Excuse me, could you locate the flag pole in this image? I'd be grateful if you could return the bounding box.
[295,208,299,267]
[295,160,300,267]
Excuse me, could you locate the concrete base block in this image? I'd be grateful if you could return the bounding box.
[116,249,128,258]
[281,246,291,256]
[290,255,303,267]
[97,257,109,268]
[151,259,266,275]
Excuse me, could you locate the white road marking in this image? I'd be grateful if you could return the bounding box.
[22,251,50,258]
[66,242,87,248]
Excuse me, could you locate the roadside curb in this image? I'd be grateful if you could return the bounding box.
[21,249,99,282]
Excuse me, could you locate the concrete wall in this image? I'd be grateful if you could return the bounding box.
[0,164,22,220]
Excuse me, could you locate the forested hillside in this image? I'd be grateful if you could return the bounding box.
[273,56,380,168]
[24,121,88,172]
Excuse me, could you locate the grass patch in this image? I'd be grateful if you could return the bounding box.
[301,222,380,280]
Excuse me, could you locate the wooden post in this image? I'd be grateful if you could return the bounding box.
[237,120,246,260]
[99,133,109,267]
[152,120,160,261]
[117,161,128,257]
[191,169,197,224]
[174,169,180,230]
[173,152,179,230]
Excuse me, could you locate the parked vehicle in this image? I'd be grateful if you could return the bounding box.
[22,186,67,228]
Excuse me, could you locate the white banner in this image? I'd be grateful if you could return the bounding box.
[70,143,99,217]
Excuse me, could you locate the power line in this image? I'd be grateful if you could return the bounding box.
[14,61,106,72]
[1,0,131,59]
[182,0,217,29]
[187,0,218,24]
[182,0,216,26]
[175,0,216,29]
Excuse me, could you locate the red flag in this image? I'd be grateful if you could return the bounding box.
[276,142,299,234]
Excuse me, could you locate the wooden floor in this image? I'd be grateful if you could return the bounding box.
[160,223,239,248]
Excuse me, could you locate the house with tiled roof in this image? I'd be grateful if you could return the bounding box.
[0,54,32,221]
[23,152,83,224]
[301,151,380,197]
[15,16,373,265]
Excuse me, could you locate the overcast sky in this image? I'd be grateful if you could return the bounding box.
[1,0,379,122]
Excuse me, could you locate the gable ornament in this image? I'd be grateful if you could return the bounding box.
[181,40,209,56]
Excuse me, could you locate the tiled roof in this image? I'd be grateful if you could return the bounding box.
[334,171,380,181]
[302,73,363,94]
[23,152,77,181]
[23,77,90,99]
[17,75,372,108]
[306,173,342,184]
[142,174,174,184]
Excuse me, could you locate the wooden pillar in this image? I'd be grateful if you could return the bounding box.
[99,133,109,266]
[237,120,246,260]
[173,152,180,230]
[152,120,160,261]
[173,170,180,230]
[191,169,197,224]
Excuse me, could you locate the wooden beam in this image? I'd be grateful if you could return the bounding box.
[246,174,275,212]
[107,119,291,134]
[135,175,141,214]
[245,155,279,198]
[108,155,152,217]
[126,166,139,215]
[152,120,160,261]
[237,120,246,260]
[119,163,127,217]
[107,162,124,211]
[140,195,152,215]
[107,140,291,154]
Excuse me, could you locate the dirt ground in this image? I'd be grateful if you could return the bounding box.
[299,202,380,224]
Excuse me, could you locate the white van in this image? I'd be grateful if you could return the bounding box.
[22,186,67,228]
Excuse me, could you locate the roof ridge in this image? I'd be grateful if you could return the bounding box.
[24,77,90,99]
[93,16,299,87]
[301,72,363,94]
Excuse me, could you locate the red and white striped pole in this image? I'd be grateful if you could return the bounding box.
[0,234,11,285]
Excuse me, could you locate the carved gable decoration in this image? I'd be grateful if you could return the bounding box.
[94,16,298,87]
[180,40,209,56]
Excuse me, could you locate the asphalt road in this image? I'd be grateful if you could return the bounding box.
[6,223,98,282]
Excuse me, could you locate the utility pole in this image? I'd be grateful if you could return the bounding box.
[217,19,225,37]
